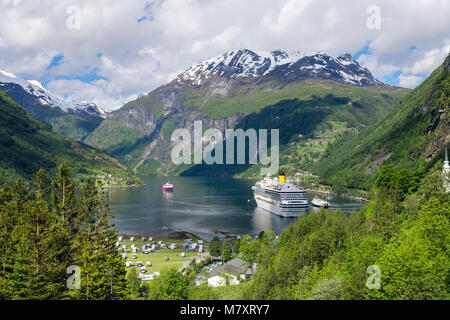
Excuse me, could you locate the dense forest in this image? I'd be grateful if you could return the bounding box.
[0,163,128,299]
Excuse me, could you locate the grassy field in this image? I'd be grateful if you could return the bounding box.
[119,237,207,276]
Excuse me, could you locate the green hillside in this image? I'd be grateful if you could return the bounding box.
[179,80,408,178]
[313,54,450,192]
[181,79,405,119]
[86,79,408,177]
[0,88,136,186]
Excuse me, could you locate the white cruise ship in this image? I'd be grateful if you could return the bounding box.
[252,173,309,217]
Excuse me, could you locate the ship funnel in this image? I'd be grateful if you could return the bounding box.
[279,171,286,184]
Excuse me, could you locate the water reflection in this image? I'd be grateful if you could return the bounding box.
[163,190,173,201]
[251,207,298,233]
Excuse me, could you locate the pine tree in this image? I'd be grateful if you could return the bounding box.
[0,184,14,298]
[221,240,233,261]
[8,170,67,299]
[70,177,128,300]
[51,162,77,231]
[209,236,222,257]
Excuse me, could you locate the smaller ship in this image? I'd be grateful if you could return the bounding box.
[162,178,173,192]
[311,197,330,208]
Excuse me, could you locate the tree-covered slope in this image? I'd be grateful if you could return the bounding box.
[0,88,134,185]
[180,81,408,178]
[313,54,450,191]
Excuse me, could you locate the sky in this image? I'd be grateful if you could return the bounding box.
[0,0,449,111]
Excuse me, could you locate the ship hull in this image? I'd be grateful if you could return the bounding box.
[311,199,330,208]
[311,204,329,208]
[254,197,307,218]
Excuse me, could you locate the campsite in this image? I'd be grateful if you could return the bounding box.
[118,237,208,277]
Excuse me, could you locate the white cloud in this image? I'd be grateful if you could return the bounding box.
[357,54,399,79]
[0,0,449,110]
[404,43,450,74]
[261,0,314,34]
[398,74,424,88]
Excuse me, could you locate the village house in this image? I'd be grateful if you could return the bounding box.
[207,258,254,288]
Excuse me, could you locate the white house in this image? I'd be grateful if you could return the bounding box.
[207,258,249,288]
[208,276,226,287]
[443,148,450,192]
[207,275,240,288]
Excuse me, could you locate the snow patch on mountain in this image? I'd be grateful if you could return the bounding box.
[0,70,105,118]
[177,49,306,85]
[175,49,381,87]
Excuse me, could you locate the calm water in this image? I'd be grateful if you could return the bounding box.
[108,177,365,241]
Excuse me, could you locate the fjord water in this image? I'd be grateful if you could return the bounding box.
[108,177,365,241]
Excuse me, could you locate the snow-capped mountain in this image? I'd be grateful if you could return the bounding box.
[0,70,105,118]
[176,49,381,87]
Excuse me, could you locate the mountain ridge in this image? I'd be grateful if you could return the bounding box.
[174,49,382,87]
[0,70,106,117]
[0,70,106,142]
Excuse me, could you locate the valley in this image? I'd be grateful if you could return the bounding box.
[83,50,409,191]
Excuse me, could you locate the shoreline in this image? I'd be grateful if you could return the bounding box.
[306,189,369,202]
[103,184,146,189]
[118,230,207,242]
[148,174,370,202]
